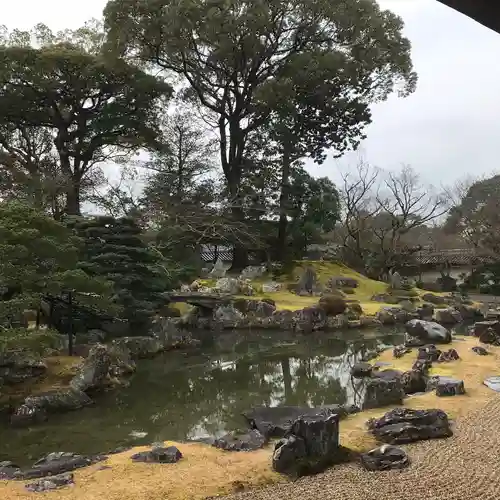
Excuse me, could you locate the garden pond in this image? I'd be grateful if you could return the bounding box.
[0,327,406,466]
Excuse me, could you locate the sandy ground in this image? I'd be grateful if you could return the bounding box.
[1,336,499,500]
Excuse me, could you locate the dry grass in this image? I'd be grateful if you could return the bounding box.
[0,337,495,500]
[0,442,282,500]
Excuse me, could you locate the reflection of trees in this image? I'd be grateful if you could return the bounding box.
[0,330,404,466]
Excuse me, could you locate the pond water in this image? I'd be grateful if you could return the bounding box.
[0,327,404,466]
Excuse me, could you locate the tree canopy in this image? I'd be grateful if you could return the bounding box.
[0,42,172,216]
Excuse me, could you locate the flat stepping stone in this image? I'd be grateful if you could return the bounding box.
[360,444,409,471]
[484,376,500,392]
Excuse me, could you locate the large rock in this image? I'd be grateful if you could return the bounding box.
[437,349,460,362]
[213,304,245,326]
[18,452,105,480]
[70,344,111,393]
[243,405,356,439]
[107,343,136,377]
[318,295,347,316]
[417,344,442,362]
[239,265,267,280]
[214,277,240,294]
[0,351,47,385]
[112,336,164,359]
[151,317,199,350]
[297,266,319,295]
[0,461,21,480]
[400,369,427,394]
[367,408,453,444]
[208,258,226,279]
[422,293,446,305]
[19,388,92,417]
[360,445,409,471]
[435,377,465,397]
[417,303,434,320]
[213,429,266,451]
[434,308,462,325]
[131,445,182,464]
[405,319,451,344]
[362,378,404,410]
[472,320,500,338]
[351,362,373,378]
[293,306,326,333]
[272,412,340,475]
[377,307,411,325]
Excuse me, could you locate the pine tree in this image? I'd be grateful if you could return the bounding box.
[72,215,169,333]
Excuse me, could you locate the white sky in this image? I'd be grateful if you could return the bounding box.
[3,0,500,188]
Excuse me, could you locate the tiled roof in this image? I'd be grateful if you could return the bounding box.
[414,249,493,266]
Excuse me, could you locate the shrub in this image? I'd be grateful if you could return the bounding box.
[0,328,62,354]
[318,295,347,316]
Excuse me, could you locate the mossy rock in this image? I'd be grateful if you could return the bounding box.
[342,287,355,295]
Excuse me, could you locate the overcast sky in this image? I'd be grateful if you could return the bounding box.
[3,0,500,188]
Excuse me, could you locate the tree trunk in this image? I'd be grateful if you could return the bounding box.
[65,183,81,216]
[277,145,292,262]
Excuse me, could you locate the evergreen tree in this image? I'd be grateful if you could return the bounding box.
[72,215,169,333]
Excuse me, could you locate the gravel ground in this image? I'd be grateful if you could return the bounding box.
[222,394,500,500]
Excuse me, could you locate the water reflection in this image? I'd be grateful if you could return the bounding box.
[0,328,403,465]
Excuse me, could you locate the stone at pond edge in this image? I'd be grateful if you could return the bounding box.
[435,377,465,397]
[360,445,410,472]
[350,362,372,378]
[213,430,266,451]
[70,344,112,393]
[272,413,340,475]
[131,446,182,464]
[367,408,453,444]
[405,319,451,344]
[0,461,21,479]
[483,376,500,392]
[25,472,74,492]
[243,405,357,439]
[17,452,106,480]
[362,378,404,410]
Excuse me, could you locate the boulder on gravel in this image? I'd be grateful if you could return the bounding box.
[360,444,409,471]
[412,359,432,375]
[0,461,21,479]
[272,413,341,475]
[405,319,451,344]
[131,445,182,464]
[367,408,453,444]
[213,430,266,451]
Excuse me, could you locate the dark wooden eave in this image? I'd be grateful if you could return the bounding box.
[437,1,500,34]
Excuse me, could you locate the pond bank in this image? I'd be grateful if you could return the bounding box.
[1,335,498,500]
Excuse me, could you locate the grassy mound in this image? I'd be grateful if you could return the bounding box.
[1,336,496,500]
